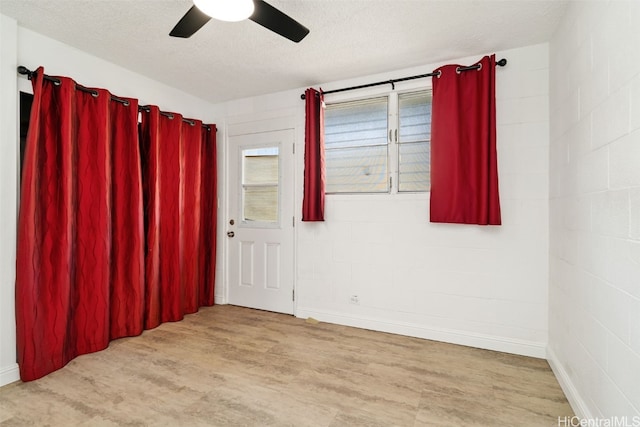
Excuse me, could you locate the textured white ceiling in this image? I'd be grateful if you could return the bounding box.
[0,0,568,103]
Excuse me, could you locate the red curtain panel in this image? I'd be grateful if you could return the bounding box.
[140,107,185,326]
[140,111,218,325]
[302,88,325,221]
[109,96,145,340]
[69,85,112,357]
[159,111,185,323]
[199,125,217,306]
[182,120,203,314]
[430,55,502,225]
[16,68,142,381]
[139,106,162,329]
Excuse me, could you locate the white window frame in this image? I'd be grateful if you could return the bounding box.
[324,79,433,195]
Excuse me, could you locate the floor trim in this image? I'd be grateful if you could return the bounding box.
[0,363,19,388]
[547,346,591,419]
[296,307,546,359]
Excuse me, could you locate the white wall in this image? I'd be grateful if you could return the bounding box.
[15,27,219,120]
[297,44,550,358]
[547,0,640,418]
[0,17,224,387]
[0,14,19,387]
[217,43,551,358]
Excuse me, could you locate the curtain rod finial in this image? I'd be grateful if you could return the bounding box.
[17,66,33,78]
[497,58,507,67]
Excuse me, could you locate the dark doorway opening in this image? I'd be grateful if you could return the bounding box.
[19,92,33,185]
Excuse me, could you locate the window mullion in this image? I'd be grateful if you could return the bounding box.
[388,92,399,194]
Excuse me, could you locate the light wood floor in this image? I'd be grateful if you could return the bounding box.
[0,305,572,426]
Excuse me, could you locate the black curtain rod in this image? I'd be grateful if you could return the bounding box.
[137,105,208,130]
[17,66,212,131]
[300,58,507,100]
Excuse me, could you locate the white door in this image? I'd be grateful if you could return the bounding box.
[227,129,295,314]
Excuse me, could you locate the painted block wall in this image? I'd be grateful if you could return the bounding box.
[217,43,551,358]
[547,0,640,418]
[0,14,19,387]
[0,18,224,387]
[296,44,550,357]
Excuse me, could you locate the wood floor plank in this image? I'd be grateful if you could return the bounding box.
[0,305,573,426]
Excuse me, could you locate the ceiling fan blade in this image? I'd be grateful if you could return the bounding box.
[249,0,309,43]
[170,5,212,38]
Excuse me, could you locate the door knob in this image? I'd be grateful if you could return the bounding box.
[227,231,235,238]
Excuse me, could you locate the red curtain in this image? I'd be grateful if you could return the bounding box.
[140,108,186,327]
[139,106,162,329]
[110,95,145,340]
[16,68,217,381]
[182,120,203,314]
[302,88,325,221]
[140,109,217,328]
[430,54,501,225]
[16,68,144,381]
[199,125,217,306]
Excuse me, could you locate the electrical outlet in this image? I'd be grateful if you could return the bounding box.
[349,295,359,304]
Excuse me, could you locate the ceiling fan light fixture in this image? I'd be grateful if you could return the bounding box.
[193,0,255,22]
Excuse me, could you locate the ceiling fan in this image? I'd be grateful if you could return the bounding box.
[169,0,310,43]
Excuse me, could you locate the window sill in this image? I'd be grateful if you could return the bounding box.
[325,192,430,202]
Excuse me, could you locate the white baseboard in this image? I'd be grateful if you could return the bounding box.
[547,346,591,419]
[214,295,226,305]
[296,307,546,359]
[0,363,19,388]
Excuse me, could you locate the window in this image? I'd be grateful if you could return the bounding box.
[242,147,279,223]
[398,91,432,192]
[324,90,432,194]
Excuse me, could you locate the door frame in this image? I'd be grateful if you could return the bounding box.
[222,112,298,315]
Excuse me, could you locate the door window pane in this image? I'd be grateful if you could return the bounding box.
[242,147,279,223]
